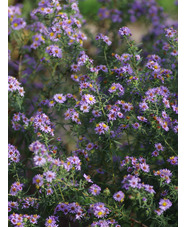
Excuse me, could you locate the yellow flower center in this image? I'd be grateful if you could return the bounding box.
[97,211,103,216]
[111,86,116,90]
[89,97,93,101]
[47,219,52,224]
[36,179,40,183]
[58,96,62,100]
[14,23,18,27]
[162,202,167,206]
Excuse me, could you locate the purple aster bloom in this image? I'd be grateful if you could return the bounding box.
[167,156,178,165]
[132,122,140,129]
[71,64,80,72]
[159,199,172,211]
[45,215,58,227]
[33,155,46,166]
[8,144,20,164]
[152,150,159,157]
[46,188,53,196]
[44,171,56,183]
[46,45,62,58]
[83,94,96,105]
[144,185,156,194]
[118,26,132,37]
[95,122,109,135]
[108,83,124,96]
[83,174,93,183]
[140,163,150,172]
[33,174,44,187]
[155,143,164,151]
[139,102,149,111]
[155,208,164,215]
[113,191,125,202]
[92,110,102,117]
[137,116,147,122]
[129,176,139,188]
[10,182,23,196]
[86,143,94,151]
[11,18,26,30]
[80,103,90,113]
[89,184,101,196]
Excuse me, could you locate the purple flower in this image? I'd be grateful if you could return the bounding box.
[95,122,109,135]
[108,83,124,96]
[11,18,26,30]
[45,216,58,227]
[155,143,164,151]
[46,45,62,58]
[33,174,44,187]
[167,156,178,165]
[132,122,140,129]
[137,116,147,122]
[139,102,149,111]
[44,171,56,183]
[89,184,101,196]
[83,94,96,105]
[113,191,125,202]
[33,155,46,166]
[129,176,139,188]
[80,103,90,113]
[10,182,23,196]
[155,208,164,215]
[140,163,150,172]
[83,174,93,183]
[118,26,132,37]
[53,94,66,103]
[159,199,172,211]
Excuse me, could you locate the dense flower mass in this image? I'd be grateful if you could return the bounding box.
[8,0,177,226]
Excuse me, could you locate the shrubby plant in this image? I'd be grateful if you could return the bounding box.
[8,0,178,226]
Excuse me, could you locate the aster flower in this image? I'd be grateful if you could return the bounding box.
[140,163,150,172]
[53,94,66,103]
[8,144,20,165]
[154,208,164,215]
[113,191,125,202]
[118,26,132,37]
[167,156,178,165]
[80,103,90,113]
[46,45,62,58]
[155,143,164,151]
[83,174,93,183]
[10,182,23,196]
[159,198,172,211]
[139,102,149,111]
[11,18,26,30]
[83,94,96,105]
[95,122,109,135]
[43,171,56,183]
[33,174,44,187]
[45,215,58,227]
[129,176,139,188]
[132,122,140,129]
[152,150,159,157]
[89,184,101,196]
[33,155,46,166]
[108,83,124,96]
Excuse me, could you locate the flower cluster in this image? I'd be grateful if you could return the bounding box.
[8,76,25,97]
[8,144,20,164]
[8,0,178,226]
